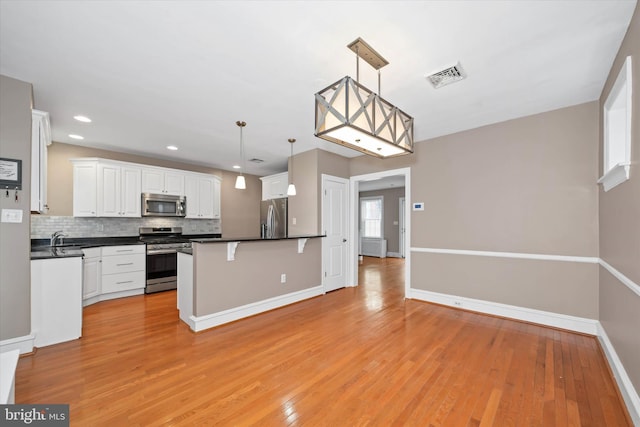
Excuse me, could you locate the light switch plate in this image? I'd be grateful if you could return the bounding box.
[1,209,23,223]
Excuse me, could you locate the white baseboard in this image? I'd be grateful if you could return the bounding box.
[409,288,599,335]
[0,334,34,355]
[189,285,324,332]
[597,323,640,426]
[83,288,145,306]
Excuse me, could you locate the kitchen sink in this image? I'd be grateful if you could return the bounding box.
[31,244,84,252]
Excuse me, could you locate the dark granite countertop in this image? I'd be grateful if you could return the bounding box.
[30,233,224,260]
[31,236,143,251]
[189,235,325,243]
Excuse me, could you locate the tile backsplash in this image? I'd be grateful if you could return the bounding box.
[31,215,221,239]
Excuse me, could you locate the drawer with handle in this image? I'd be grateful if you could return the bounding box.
[101,271,146,293]
[102,244,145,257]
[101,253,145,275]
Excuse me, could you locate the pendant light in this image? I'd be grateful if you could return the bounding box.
[314,37,414,158]
[287,138,297,196]
[235,120,246,190]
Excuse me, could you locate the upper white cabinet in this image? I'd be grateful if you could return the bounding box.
[185,173,221,219]
[31,110,51,213]
[97,163,141,217]
[71,158,222,218]
[72,160,98,217]
[142,168,185,196]
[260,172,288,200]
[72,159,141,217]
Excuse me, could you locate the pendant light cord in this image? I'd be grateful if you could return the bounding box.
[288,138,296,184]
[236,120,246,175]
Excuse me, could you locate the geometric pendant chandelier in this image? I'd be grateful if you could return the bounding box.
[314,37,414,158]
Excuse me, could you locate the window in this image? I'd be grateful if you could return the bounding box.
[598,55,632,192]
[360,196,383,238]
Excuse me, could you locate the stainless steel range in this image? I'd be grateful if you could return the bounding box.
[139,227,191,294]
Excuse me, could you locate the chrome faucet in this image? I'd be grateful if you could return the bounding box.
[50,230,67,247]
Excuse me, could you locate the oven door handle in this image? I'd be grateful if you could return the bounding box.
[146,249,179,255]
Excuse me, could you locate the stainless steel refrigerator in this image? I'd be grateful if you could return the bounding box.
[260,197,288,238]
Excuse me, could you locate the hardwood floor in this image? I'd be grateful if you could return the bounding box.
[16,256,631,426]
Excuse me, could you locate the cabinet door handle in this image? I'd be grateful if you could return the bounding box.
[116,262,134,266]
[116,280,133,284]
[116,249,134,253]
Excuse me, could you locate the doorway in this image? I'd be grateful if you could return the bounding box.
[349,167,411,297]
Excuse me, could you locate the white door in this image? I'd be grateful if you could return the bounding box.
[399,197,406,258]
[322,175,349,292]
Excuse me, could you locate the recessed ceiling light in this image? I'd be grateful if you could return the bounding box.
[232,165,241,169]
[166,145,178,151]
[69,134,84,140]
[73,115,92,123]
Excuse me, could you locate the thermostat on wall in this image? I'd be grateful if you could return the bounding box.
[412,202,424,211]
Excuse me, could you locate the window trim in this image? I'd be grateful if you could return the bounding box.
[598,55,632,192]
[359,196,384,239]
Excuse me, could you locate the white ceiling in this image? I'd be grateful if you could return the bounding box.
[0,1,636,177]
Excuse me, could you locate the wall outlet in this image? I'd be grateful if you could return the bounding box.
[453,300,463,307]
[292,217,297,225]
[281,274,286,283]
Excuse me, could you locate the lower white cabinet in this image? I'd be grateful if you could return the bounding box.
[82,245,146,306]
[82,247,101,301]
[101,245,145,294]
[31,257,83,347]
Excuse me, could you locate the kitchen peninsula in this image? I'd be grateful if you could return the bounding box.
[177,235,324,332]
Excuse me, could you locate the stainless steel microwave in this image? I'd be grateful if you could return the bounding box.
[141,193,186,217]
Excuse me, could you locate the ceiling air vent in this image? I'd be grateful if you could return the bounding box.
[426,63,466,89]
[249,158,264,163]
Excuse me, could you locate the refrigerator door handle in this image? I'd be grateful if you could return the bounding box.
[267,204,274,238]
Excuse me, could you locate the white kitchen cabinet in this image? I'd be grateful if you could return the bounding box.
[260,172,288,200]
[142,168,185,196]
[97,162,141,217]
[212,177,221,219]
[185,173,222,219]
[31,109,51,213]
[82,247,101,303]
[31,257,83,347]
[101,245,145,294]
[72,160,98,216]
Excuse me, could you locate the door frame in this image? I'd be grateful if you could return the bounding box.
[349,167,411,297]
[399,197,405,258]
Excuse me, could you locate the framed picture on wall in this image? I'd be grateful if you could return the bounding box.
[0,157,22,190]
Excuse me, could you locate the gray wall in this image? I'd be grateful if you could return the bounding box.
[193,238,321,315]
[359,187,406,254]
[598,4,640,395]
[0,75,32,341]
[351,101,600,318]
[287,148,349,236]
